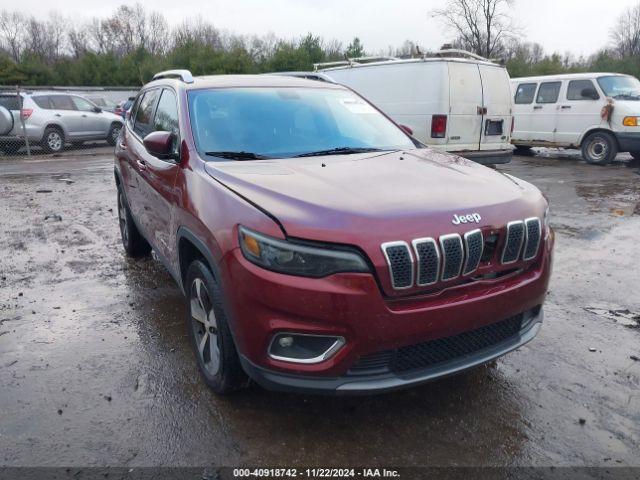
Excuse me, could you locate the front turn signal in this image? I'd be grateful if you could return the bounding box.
[623,116,639,127]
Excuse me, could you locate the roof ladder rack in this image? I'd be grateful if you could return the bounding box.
[314,55,400,71]
[152,69,194,83]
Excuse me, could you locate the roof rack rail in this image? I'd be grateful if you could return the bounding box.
[430,49,489,62]
[152,69,194,84]
[314,56,400,71]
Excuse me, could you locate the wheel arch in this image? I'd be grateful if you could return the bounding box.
[43,122,68,138]
[176,227,221,291]
[579,128,619,150]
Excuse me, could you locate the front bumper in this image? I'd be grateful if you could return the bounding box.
[240,308,543,395]
[615,132,640,152]
[220,231,552,393]
[457,149,512,165]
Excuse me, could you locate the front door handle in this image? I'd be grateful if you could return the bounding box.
[54,113,62,117]
[533,106,543,110]
[136,159,147,170]
[560,105,572,110]
[82,114,88,118]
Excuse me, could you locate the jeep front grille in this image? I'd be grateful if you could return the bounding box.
[381,242,414,289]
[463,229,484,276]
[501,220,525,264]
[523,217,542,261]
[439,234,464,281]
[412,238,440,286]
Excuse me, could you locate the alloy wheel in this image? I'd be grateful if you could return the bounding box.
[47,131,62,151]
[190,277,220,376]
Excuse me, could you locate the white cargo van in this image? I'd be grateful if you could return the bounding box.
[511,73,640,165]
[311,50,514,165]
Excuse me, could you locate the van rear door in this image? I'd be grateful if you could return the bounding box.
[447,62,483,152]
[478,65,512,151]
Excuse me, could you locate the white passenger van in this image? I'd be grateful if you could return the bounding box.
[311,50,514,165]
[511,73,640,165]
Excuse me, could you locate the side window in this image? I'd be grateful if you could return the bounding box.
[32,96,52,109]
[153,89,180,157]
[72,96,96,112]
[133,90,160,138]
[127,96,142,128]
[49,95,76,110]
[567,80,600,101]
[536,82,561,104]
[514,83,537,104]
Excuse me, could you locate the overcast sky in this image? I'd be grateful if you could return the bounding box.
[12,0,640,57]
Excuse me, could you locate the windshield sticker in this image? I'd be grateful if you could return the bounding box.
[339,98,377,114]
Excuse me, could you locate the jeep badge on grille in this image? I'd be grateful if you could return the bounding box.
[452,213,482,225]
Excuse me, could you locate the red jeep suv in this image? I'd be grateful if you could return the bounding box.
[114,70,553,395]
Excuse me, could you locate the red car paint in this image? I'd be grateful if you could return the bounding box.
[115,74,553,393]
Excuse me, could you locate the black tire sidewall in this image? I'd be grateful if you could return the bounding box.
[582,132,617,165]
[185,260,245,394]
[117,187,150,257]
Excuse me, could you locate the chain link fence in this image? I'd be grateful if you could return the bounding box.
[0,86,138,158]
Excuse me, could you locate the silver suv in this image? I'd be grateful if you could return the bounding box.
[0,92,124,154]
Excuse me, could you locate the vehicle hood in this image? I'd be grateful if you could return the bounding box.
[204,149,546,246]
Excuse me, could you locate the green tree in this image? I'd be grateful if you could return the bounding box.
[345,37,365,58]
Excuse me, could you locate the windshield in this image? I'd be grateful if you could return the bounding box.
[188,87,416,159]
[597,76,640,100]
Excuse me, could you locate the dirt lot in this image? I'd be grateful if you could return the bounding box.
[0,148,639,468]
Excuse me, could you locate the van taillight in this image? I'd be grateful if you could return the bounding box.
[431,115,447,138]
[21,109,33,120]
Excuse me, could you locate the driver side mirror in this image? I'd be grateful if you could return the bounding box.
[581,88,599,100]
[399,124,413,136]
[143,131,178,161]
[93,106,102,113]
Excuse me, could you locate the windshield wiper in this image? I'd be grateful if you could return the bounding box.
[613,94,640,100]
[204,151,271,160]
[295,147,384,157]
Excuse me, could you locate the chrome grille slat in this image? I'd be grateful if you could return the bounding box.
[523,217,542,261]
[501,220,525,264]
[381,241,414,290]
[463,229,484,276]
[439,234,464,281]
[412,238,440,286]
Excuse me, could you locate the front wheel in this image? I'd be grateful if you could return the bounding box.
[581,132,618,165]
[186,260,247,394]
[107,123,122,146]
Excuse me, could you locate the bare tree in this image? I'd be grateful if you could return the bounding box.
[0,10,26,61]
[610,3,640,58]
[432,0,517,58]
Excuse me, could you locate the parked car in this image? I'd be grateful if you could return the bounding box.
[115,69,553,395]
[115,97,136,119]
[309,49,514,165]
[0,92,123,154]
[86,96,119,113]
[511,73,640,164]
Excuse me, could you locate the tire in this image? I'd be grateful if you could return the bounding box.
[514,145,533,156]
[107,123,122,146]
[41,127,65,153]
[117,187,151,257]
[185,260,247,394]
[581,131,618,165]
[630,151,640,161]
[1,142,22,155]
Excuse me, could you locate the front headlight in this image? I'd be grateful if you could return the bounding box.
[239,226,370,278]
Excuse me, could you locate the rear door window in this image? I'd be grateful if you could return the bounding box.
[49,95,76,110]
[567,80,600,100]
[32,96,52,109]
[0,95,22,110]
[536,82,561,104]
[514,83,537,104]
[133,90,160,138]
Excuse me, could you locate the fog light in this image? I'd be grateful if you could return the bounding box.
[278,336,294,348]
[268,333,345,364]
